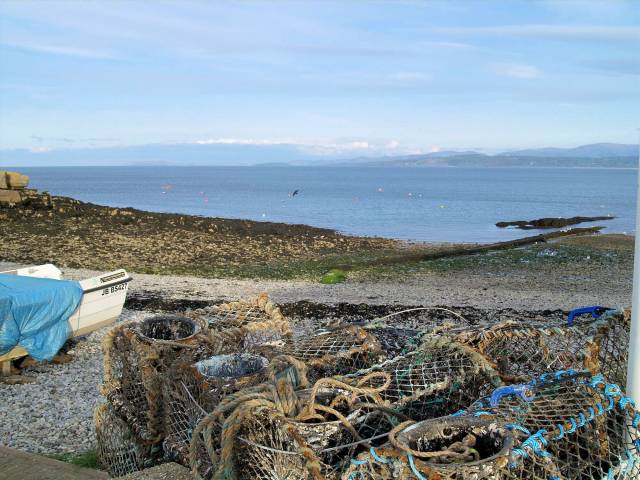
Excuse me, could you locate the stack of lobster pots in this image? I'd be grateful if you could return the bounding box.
[94,296,635,480]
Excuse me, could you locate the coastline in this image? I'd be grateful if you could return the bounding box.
[0,193,633,308]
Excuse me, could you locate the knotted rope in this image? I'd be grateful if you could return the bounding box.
[189,354,392,480]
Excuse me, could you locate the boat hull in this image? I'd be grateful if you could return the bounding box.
[0,267,131,363]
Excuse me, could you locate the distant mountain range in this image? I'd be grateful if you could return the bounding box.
[350,143,637,168]
[0,142,636,168]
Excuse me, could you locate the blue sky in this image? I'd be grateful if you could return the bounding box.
[0,0,638,157]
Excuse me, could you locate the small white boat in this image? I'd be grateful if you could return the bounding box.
[0,264,132,368]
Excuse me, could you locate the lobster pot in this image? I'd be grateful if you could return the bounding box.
[101,315,206,442]
[364,307,475,357]
[592,309,630,392]
[188,293,291,350]
[469,371,640,480]
[406,416,513,480]
[344,416,513,480]
[189,374,396,480]
[163,353,269,465]
[286,326,385,383]
[347,337,504,421]
[95,403,160,477]
[235,407,375,480]
[455,320,608,383]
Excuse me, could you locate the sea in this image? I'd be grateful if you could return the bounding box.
[16,166,637,243]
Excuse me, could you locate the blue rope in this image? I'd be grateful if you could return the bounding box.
[553,424,565,441]
[407,453,427,480]
[586,406,595,422]
[606,395,615,411]
[348,473,366,480]
[521,430,552,458]
[554,370,568,380]
[567,417,577,434]
[369,448,389,464]
[505,424,531,436]
[510,447,529,463]
[624,449,635,474]
[577,412,586,427]
[619,396,635,411]
[589,374,605,389]
[350,458,368,466]
[473,411,493,417]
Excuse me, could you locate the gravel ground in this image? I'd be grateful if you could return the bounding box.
[54,262,633,311]
[0,309,154,455]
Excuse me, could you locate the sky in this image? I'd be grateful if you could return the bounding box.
[0,0,639,158]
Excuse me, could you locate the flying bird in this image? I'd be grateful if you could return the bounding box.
[290,189,300,197]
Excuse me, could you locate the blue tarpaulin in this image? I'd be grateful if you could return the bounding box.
[0,274,83,361]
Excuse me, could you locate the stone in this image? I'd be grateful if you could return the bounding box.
[5,171,29,189]
[0,189,22,205]
[0,173,7,189]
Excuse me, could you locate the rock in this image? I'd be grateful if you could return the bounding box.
[4,171,29,189]
[0,189,22,206]
[496,215,614,230]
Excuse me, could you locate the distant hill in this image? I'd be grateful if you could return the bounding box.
[502,143,637,159]
[359,143,637,168]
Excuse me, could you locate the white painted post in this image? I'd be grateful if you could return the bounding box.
[627,139,640,402]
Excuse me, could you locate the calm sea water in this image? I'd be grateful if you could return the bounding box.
[16,166,637,243]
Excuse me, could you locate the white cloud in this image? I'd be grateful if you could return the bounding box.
[193,138,290,146]
[343,141,370,150]
[437,24,640,42]
[30,146,52,153]
[386,140,400,149]
[491,63,541,79]
[1,40,118,59]
[192,137,375,150]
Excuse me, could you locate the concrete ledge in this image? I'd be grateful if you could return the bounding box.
[0,447,108,480]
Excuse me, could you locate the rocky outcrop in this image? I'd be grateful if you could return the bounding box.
[0,171,52,208]
[496,215,613,230]
[5,171,29,189]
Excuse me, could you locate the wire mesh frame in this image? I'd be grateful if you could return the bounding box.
[344,372,640,480]
[591,310,630,393]
[228,337,505,480]
[234,407,387,480]
[285,326,387,383]
[162,353,270,466]
[363,307,477,358]
[478,372,640,480]
[187,293,292,350]
[343,336,504,422]
[95,403,159,478]
[101,317,211,442]
[451,319,611,384]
